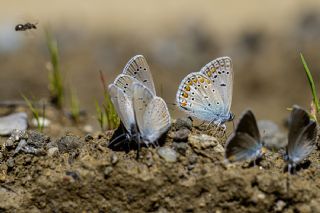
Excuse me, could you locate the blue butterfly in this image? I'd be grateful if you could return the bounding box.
[176,57,234,126]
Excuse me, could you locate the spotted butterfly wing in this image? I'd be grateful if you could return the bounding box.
[108,84,136,135]
[200,56,233,115]
[176,72,227,123]
[122,55,156,95]
[132,83,171,145]
[113,74,140,98]
[225,110,263,163]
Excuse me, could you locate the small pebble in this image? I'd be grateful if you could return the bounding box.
[274,200,286,212]
[47,147,59,157]
[188,154,198,165]
[174,117,193,130]
[104,166,113,178]
[111,152,118,165]
[172,142,188,155]
[0,112,28,136]
[189,134,224,152]
[6,157,15,168]
[157,147,177,162]
[85,134,94,142]
[171,128,190,142]
[65,171,80,181]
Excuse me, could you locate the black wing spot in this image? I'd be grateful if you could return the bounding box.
[204,85,208,89]
[136,68,139,71]
[220,83,226,87]
[208,103,211,106]
[143,80,148,82]
[214,75,218,78]
[218,71,221,74]
[227,72,229,74]
[144,68,147,71]
[191,98,194,100]
[217,102,219,105]
[134,71,137,74]
[212,89,215,92]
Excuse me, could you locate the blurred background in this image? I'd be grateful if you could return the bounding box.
[1,0,320,128]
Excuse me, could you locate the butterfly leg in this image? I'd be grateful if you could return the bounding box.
[108,133,127,147]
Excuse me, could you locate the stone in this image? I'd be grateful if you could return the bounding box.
[170,128,190,142]
[157,147,177,162]
[0,112,28,136]
[47,147,59,157]
[174,117,193,130]
[173,142,188,155]
[188,134,224,153]
[104,166,113,178]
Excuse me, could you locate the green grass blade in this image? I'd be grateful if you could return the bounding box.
[300,53,320,112]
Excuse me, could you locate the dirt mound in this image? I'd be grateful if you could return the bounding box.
[0,119,320,213]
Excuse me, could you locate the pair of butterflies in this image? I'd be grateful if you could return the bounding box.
[225,106,317,173]
[108,55,171,150]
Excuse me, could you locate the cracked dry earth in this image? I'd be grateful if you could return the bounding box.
[0,118,320,213]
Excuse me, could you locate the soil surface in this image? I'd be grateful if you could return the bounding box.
[0,107,320,213]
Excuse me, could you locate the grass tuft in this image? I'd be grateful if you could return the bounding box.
[95,71,119,131]
[46,30,64,109]
[22,95,45,132]
[70,88,80,122]
[300,53,320,121]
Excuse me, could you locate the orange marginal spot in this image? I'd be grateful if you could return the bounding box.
[182,91,188,98]
[192,78,198,83]
[211,67,216,73]
[199,77,205,83]
[206,71,212,77]
[206,79,211,84]
[187,79,193,86]
[180,101,187,107]
[184,85,191,91]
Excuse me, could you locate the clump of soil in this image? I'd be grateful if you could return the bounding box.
[0,115,320,212]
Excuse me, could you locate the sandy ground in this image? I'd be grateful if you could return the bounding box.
[0,107,319,212]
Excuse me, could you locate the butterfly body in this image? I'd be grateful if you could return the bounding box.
[176,56,233,125]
